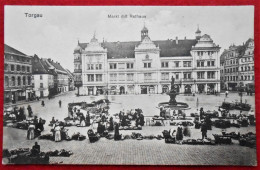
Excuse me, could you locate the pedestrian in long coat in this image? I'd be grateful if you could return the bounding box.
[114,123,121,140]
[85,112,91,126]
[201,122,208,139]
[108,117,114,131]
[176,125,183,141]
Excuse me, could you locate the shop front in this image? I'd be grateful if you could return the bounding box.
[197,84,205,93]
[87,86,94,95]
[184,84,192,94]
[127,85,135,94]
[96,86,104,95]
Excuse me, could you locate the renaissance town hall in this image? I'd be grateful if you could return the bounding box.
[73,26,221,95]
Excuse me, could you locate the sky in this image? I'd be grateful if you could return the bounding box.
[5,6,254,71]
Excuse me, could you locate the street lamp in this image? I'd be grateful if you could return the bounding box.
[239,82,243,103]
[194,79,196,94]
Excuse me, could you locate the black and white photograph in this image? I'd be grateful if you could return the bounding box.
[3,6,256,165]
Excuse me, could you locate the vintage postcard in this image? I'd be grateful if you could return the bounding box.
[3,6,256,165]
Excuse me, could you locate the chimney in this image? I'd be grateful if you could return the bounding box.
[175,37,178,44]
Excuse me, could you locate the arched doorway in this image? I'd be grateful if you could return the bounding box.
[127,85,134,94]
[110,86,117,95]
[162,85,169,93]
[141,86,147,94]
[120,86,125,94]
[197,84,205,93]
[207,84,215,94]
[149,85,155,94]
[184,85,192,94]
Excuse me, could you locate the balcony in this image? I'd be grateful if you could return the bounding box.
[74,69,82,73]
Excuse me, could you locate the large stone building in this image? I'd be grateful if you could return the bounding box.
[73,26,221,95]
[220,38,254,91]
[4,44,33,103]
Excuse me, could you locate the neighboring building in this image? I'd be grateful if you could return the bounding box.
[73,26,221,95]
[220,38,254,91]
[4,44,33,103]
[31,55,55,98]
[220,45,240,90]
[46,59,69,93]
[66,69,75,91]
[238,38,255,91]
[220,55,225,90]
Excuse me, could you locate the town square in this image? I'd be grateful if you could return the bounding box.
[3,6,256,165]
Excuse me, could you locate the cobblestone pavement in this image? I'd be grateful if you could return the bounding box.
[3,91,257,165]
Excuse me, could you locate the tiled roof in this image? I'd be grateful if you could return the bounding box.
[4,44,27,56]
[79,39,197,58]
[32,55,48,74]
[32,55,56,75]
[47,59,67,73]
[103,41,139,59]
[155,39,197,57]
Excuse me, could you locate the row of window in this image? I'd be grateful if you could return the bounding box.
[197,60,215,67]
[241,57,254,63]
[5,55,31,63]
[224,75,254,81]
[109,63,134,69]
[87,64,102,70]
[197,51,214,56]
[224,67,239,73]
[110,73,134,81]
[4,64,31,72]
[87,74,103,82]
[241,66,254,72]
[5,76,31,87]
[225,59,238,66]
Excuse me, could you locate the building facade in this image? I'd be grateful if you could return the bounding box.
[220,38,254,91]
[31,55,55,98]
[74,27,221,95]
[238,39,255,91]
[4,44,33,103]
[43,59,69,93]
[220,45,240,90]
[66,69,75,91]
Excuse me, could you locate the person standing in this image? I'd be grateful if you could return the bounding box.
[85,112,91,126]
[54,123,61,142]
[199,107,204,121]
[108,117,114,131]
[41,100,45,107]
[59,100,62,108]
[176,125,183,141]
[225,90,229,98]
[27,105,33,117]
[114,123,121,140]
[27,122,35,140]
[201,122,208,139]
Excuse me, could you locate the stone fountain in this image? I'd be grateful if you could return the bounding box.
[158,76,190,110]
